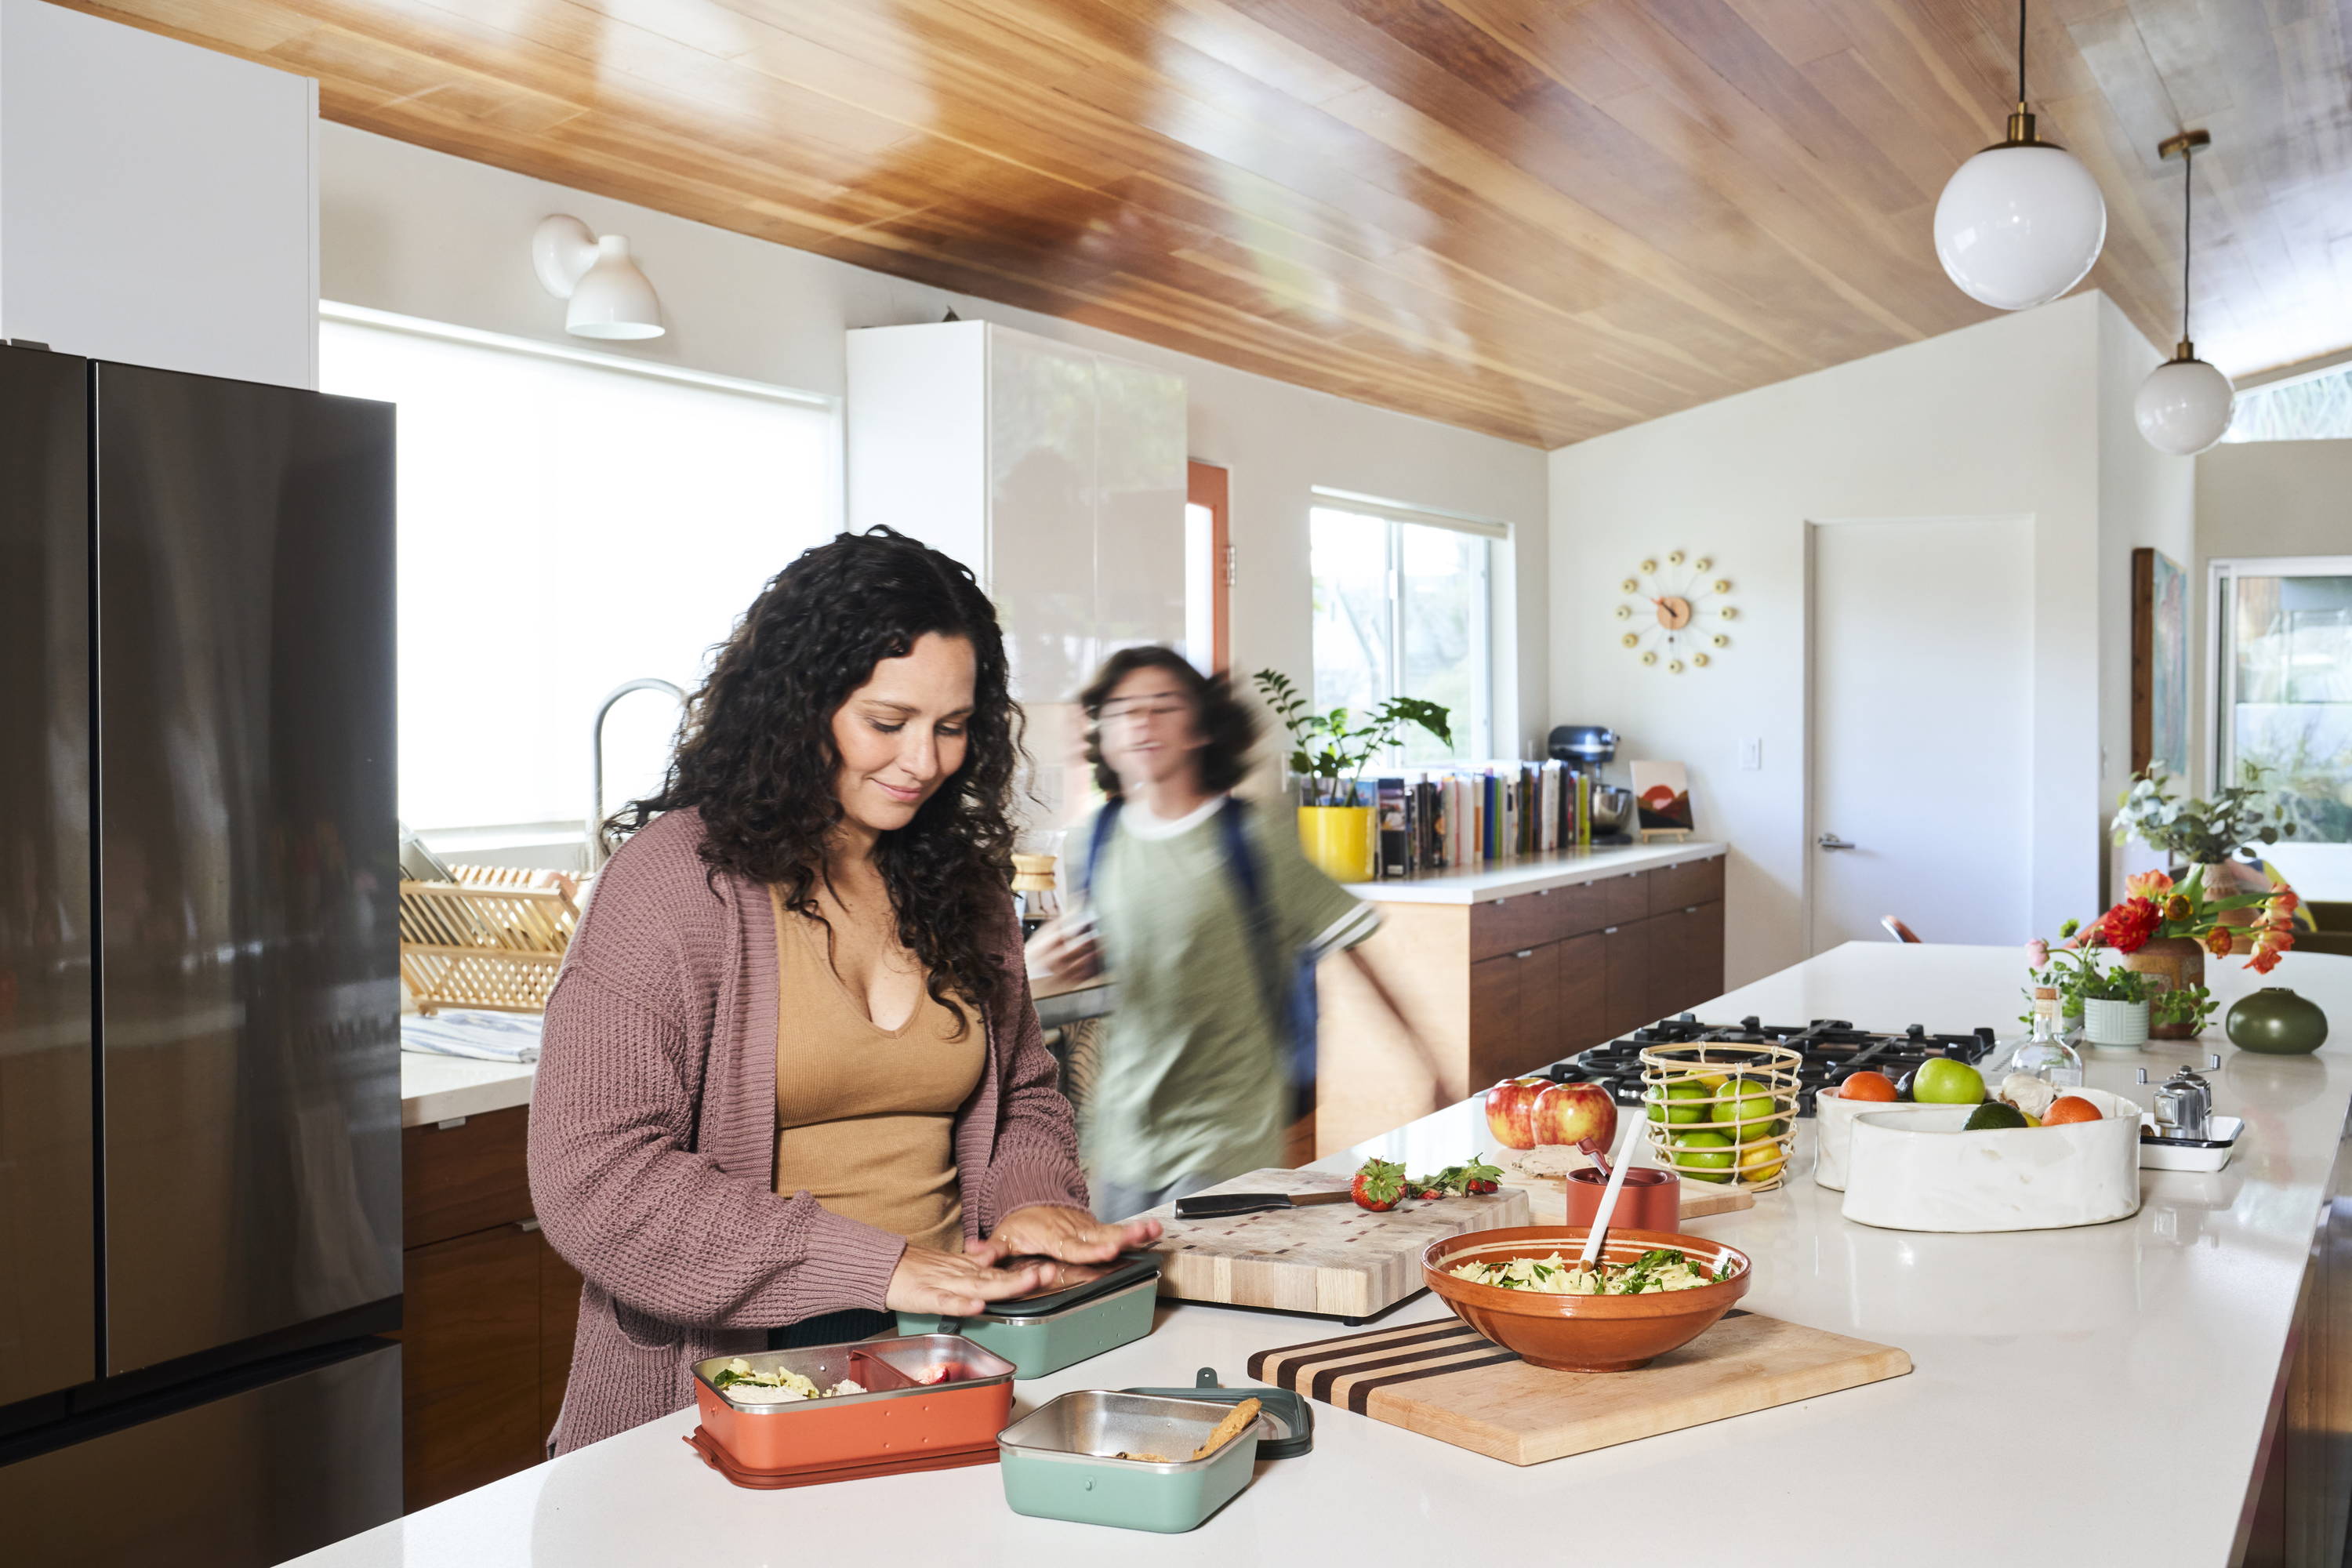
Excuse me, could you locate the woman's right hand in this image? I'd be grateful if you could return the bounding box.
[884,1245,1058,1318]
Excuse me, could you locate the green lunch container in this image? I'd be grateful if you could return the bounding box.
[897,1258,1159,1379]
[997,1391,1261,1533]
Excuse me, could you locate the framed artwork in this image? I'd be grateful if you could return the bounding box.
[1630,760,1693,830]
[2132,548,2189,777]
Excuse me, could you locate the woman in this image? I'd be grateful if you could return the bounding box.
[529,527,1157,1454]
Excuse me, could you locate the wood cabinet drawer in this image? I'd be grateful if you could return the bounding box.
[1601,870,1650,927]
[1649,855,1726,916]
[1468,879,1611,960]
[404,1105,532,1250]
[1601,917,1654,1039]
[403,1223,546,1512]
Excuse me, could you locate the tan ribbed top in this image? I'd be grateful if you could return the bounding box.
[769,887,982,1254]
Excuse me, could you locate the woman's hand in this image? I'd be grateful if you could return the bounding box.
[1024,917,1101,985]
[883,1245,1058,1318]
[982,1204,1162,1267]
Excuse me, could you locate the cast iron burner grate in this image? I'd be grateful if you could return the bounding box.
[1534,1015,1998,1118]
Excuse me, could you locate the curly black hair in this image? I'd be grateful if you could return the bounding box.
[1079,646,1259,799]
[607,527,1021,1034]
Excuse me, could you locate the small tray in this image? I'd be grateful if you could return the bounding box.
[684,1426,997,1490]
[1120,1367,1312,1459]
[2140,1114,2244,1173]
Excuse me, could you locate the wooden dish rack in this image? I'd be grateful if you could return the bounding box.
[398,866,580,1015]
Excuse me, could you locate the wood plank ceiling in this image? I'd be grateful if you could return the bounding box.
[70,0,2352,448]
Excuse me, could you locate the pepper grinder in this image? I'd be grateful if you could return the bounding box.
[2139,1054,2222,1141]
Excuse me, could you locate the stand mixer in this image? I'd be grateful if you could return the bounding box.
[1548,725,1635,843]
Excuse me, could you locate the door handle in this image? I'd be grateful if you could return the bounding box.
[1817,833,1857,851]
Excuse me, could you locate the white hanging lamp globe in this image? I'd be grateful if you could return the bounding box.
[1934,115,2107,310]
[2134,348,2234,455]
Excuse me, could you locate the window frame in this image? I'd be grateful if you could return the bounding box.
[2207,552,2352,790]
[1308,488,1501,764]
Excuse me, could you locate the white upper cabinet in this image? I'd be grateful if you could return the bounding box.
[847,320,1187,706]
[0,0,318,388]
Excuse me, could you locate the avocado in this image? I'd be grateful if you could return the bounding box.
[1964,1102,2028,1131]
[1894,1069,1917,1102]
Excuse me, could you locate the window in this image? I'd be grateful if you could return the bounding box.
[2212,557,2352,898]
[2221,361,2352,444]
[318,305,838,840]
[1308,490,1496,764]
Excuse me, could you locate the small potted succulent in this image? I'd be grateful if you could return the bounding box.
[1253,670,1450,883]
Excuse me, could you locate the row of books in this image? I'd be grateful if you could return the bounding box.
[1367,761,1608,880]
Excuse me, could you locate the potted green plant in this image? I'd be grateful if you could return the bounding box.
[2028,929,2154,1048]
[2103,867,2296,1036]
[1253,670,1451,884]
[2114,764,2296,927]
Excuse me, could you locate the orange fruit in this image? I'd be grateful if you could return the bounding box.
[1839,1071,1898,1102]
[2043,1096,2101,1126]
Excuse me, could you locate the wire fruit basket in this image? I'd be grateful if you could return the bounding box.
[398,866,580,1015]
[1637,1040,1802,1193]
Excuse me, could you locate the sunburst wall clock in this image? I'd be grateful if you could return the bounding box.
[1617,550,1737,673]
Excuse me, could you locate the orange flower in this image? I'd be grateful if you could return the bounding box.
[2268,883,2299,912]
[2164,894,2193,923]
[2203,927,2235,958]
[2095,897,2161,955]
[2125,869,2174,902]
[2249,943,2284,975]
[2267,924,2297,954]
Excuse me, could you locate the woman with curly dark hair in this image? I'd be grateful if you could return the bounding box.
[528,528,1157,1454]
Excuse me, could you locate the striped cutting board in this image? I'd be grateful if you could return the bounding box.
[1246,1311,1909,1465]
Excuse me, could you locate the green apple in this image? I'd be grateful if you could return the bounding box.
[1913,1058,1987,1105]
[1711,1080,1780,1138]
[1671,1130,1736,1183]
[1646,1078,1710,1125]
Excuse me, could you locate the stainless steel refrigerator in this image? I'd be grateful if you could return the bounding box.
[0,343,403,1564]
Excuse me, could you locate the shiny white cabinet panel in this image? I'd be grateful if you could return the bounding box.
[0,0,317,389]
[847,321,1185,707]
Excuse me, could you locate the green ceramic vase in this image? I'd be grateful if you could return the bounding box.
[2226,989,2329,1055]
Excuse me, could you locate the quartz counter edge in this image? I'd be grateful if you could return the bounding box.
[401,1053,537,1127]
[1346,840,1725,904]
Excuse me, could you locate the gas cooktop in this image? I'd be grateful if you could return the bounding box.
[1535,1014,2000,1118]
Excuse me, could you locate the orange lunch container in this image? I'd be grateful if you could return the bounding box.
[691,1334,1016,1476]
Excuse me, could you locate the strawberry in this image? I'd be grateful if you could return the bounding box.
[1351,1156,1408,1211]
[1459,1155,1504,1196]
[1415,1186,1449,1202]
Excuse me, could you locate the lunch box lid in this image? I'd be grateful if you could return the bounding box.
[976,1253,1162,1320]
[1120,1367,1312,1459]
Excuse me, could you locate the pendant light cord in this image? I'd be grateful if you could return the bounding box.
[2018,0,2027,104]
[2181,146,2194,343]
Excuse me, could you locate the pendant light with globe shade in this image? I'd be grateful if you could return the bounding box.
[1933,0,2107,311]
[2134,131,2237,456]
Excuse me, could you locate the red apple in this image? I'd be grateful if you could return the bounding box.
[1531,1080,1617,1152]
[1483,1077,1552,1150]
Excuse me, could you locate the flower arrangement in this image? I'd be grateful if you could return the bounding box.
[2113,764,2296,865]
[1253,670,1453,807]
[2110,866,2300,975]
[2026,920,2150,1007]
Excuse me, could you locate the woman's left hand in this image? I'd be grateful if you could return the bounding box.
[980,1205,1162,1266]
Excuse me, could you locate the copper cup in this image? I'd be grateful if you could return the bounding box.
[1563,1167,1681,1232]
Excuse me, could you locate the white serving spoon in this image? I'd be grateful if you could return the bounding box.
[1578,1114,1647,1270]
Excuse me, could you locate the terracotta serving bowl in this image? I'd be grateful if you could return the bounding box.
[1422,1226,1751,1373]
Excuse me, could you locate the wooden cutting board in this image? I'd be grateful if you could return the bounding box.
[1496,1149,1756,1222]
[1139,1168,1530,1320]
[1247,1311,1909,1465]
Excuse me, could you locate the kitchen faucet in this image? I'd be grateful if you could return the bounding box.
[587,677,687,869]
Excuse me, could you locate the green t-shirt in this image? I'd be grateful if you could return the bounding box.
[1076,795,1380,1189]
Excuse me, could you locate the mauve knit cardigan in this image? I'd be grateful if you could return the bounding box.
[526,808,1091,1454]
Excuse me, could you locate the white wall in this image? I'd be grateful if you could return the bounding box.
[1549,292,2177,988]
[317,123,1548,746]
[2197,441,2352,562]
[0,0,316,388]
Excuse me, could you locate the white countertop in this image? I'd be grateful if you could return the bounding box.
[308,942,2352,1566]
[400,1052,535,1128]
[1348,839,1725,904]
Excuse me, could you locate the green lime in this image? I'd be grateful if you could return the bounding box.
[1963,1102,2027,1131]
[1671,1130,1736,1183]
[1646,1078,1711,1125]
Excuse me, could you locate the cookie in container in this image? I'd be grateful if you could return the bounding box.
[996,1391,1266,1533]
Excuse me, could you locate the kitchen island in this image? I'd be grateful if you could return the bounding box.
[296,942,2352,1567]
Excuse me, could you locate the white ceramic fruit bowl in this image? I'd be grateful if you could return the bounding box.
[1812,1087,1951,1192]
[1839,1087,2143,1233]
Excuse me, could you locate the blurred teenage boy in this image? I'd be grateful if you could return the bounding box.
[1026,647,1440,1221]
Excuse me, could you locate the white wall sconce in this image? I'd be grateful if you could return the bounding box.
[532,215,664,340]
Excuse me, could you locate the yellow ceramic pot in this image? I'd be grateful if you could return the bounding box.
[1297,805,1376,884]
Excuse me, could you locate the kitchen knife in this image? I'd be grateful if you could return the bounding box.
[1173,1190,1356,1219]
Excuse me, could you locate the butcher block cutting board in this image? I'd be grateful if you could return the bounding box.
[1247,1312,1909,1465]
[1140,1168,1530,1319]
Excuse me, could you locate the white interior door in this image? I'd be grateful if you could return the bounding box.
[1809,517,2033,952]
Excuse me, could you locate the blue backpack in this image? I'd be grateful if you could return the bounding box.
[1079,797,1322,1116]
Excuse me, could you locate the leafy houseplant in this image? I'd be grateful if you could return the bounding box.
[2114,764,2295,871]
[1254,670,1452,884]
[2027,926,2154,1047]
